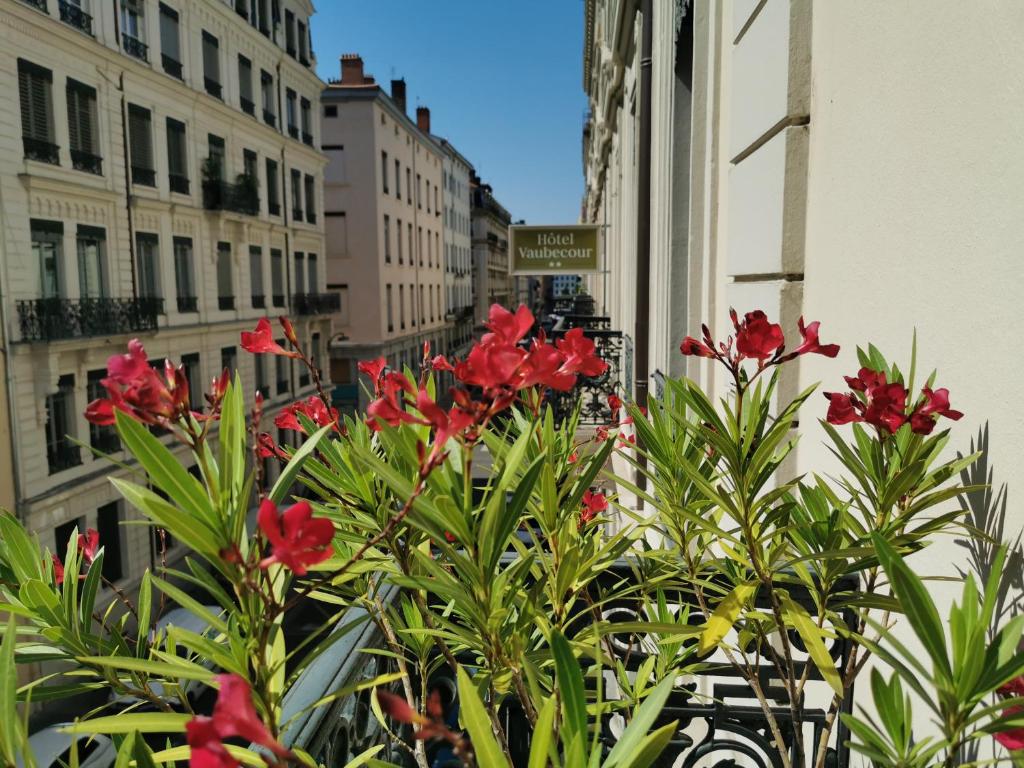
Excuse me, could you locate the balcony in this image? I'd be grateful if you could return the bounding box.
[47,443,81,474]
[89,429,120,454]
[302,132,314,146]
[305,210,316,224]
[218,296,235,311]
[263,110,276,128]
[24,137,60,165]
[71,149,102,175]
[288,125,299,140]
[241,96,255,116]
[251,294,265,309]
[202,177,259,216]
[291,292,340,316]
[292,207,303,221]
[176,296,197,313]
[123,34,148,62]
[234,0,247,18]
[205,77,222,100]
[132,165,156,187]
[59,0,92,34]
[169,173,190,195]
[21,0,47,11]
[268,201,281,216]
[272,294,285,307]
[17,296,163,342]
[162,54,183,80]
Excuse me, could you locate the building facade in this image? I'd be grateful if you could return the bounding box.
[321,57,446,408]
[436,138,474,357]
[0,0,331,591]
[470,174,512,322]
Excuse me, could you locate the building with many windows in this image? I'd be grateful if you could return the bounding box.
[435,138,474,358]
[321,57,447,410]
[0,0,332,591]
[470,173,512,323]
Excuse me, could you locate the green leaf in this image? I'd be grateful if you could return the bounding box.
[778,592,843,697]
[0,615,18,767]
[150,575,228,635]
[551,630,587,746]
[62,713,191,734]
[456,666,510,768]
[618,721,679,768]
[604,675,676,768]
[269,425,333,505]
[76,655,215,683]
[527,696,556,768]
[699,582,756,654]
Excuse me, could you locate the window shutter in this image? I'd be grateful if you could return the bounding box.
[166,118,186,176]
[18,60,53,142]
[67,81,97,154]
[128,105,153,170]
[159,4,180,61]
[202,32,219,82]
[238,56,252,101]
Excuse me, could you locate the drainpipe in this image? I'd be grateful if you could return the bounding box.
[112,0,138,299]
[0,164,24,520]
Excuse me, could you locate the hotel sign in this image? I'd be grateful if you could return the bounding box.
[509,224,600,275]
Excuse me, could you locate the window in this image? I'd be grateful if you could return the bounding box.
[435,186,439,215]
[419,285,425,324]
[238,55,254,115]
[386,284,393,332]
[55,518,85,566]
[324,104,337,117]
[399,284,405,329]
[417,174,422,208]
[121,0,147,61]
[271,249,284,305]
[202,31,221,99]
[410,282,416,326]
[383,215,391,263]
[300,98,312,145]
[77,225,106,299]
[406,168,411,203]
[250,246,264,307]
[174,237,196,312]
[284,9,296,56]
[261,71,275,126]
[166,118,188,193]
[256,0,269,35]
[429,283,434,322]
[297,20,308,63]
[96,502,124,582]
[408,223,413,267]
[304,174,316,223]
[266,158,280,215]
[217,242,233,309]
[207,134,225,180]
[426,180,431,213]
[397,218,403,264]
[394,159,401,199]
[293,252,305,293]
[307,253,317,291]
[275,342,288,394]
[88,370,119,452]
[254,353,268,398]
[221,346,237,376]
[291,169,302,219]
[381,151,389,194]
[32,220,62,299]
[128,104,155,186]
[159,3,182,78]
[18,59,57,164]
[286,89,298,137]
[427,230,432,267]
[136,233,160,300]
[67,80,100,174]
[243,149,258,182]
[46,374,79,473]
[418,226,423,266]
[181,353,201,407]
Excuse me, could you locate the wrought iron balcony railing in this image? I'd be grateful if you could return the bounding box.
[251,294,265,309]
[272,294,285,307]
[292,207,303,221]
[176,296,197,313]
[122,34,147,62]
[202,178,259,215]
[205,77,222,100]
[71,149,102,175]
[305,210,316,224]
[169,173,190,195]
[291,292,340,316]
[48,442,81,474]
[234,0,246,18]
[264,110,276,128]
[21,0,47,12]
[268,201,281,216]
[132,165,156,187]
[23,137,59,165]
[162,54,183,80]
[218,296,235,311]
[240,96,255,116]
[59,0,92,34]
[18,296,162,342]
[302,132,314,146]
[547,326,623,426]
[288,125,299,139]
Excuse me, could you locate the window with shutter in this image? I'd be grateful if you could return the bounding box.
[77,225,107,299]
[202,31,221,98]
[266,159,280,215]
[173,237,195,310]
[261,71,275,126]
[32,220,64,299]
[249,246,264,307]
[285,10,296,56]
[238,55,254,115]
[128,104,155,186]
[297,21,308,63]
[18,60,57,164]
[271,249,283,304]
[286,89,297,137]
[307,253,317,292]
[159,4,182,78]
[217,242,233,307]
[166,118,188,193]
[291,169,302,218]
[135,233,160,299]
[67,80,101,174]
[304,175,315,224]
[294,252,305,293]
[300,98,312,145]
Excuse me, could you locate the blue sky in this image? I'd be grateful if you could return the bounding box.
[312,0,587,224]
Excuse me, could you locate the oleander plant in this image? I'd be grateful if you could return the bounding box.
[0,304,1022,768]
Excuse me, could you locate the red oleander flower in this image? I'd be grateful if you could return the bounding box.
[825,368,912,436]
[78,529,99,565]
[679,336,716,358]
[555,328,609,378]
[595,425,611,441]
[258,499,334,575]
[908,386,963,435]
[618,432,636,448]
[275,396,340,434]
[521,341,575,391]
[187,674,287,768]
[824,392,860,425]
[255,432,287,460]
[367,372,421,430]
[279,316,299,348]
[84,340,191,428]
[51,553,64,586]
[240,318,301,358]
[735,310,785,361]
[358,356,387,383]
[608,394,623,414]
[995,705,1024,751]
[580,490,608,527]
[484,303,534,346]
[785,317,840,360]
[431,355,455,372]
[568,450,579,464]
[1000,676,1024,698]
[377,689,451,742]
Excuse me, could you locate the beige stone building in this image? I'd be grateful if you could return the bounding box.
[0,0,331,591]
[321,56,447,407]
[435,138,475,357]
[470,174,512,323]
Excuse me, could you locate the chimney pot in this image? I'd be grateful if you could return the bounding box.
[390,78,407,115]
[416,106,431,134]
[340,53,364,85]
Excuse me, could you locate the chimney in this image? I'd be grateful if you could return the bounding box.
[340,54,364,85]
[416,106,431,134]
[390,78,407,114]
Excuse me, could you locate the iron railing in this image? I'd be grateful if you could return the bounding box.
[132,165,156,187]
[71,149,102,175]
[291,293,340,316]
[169,173,190,195]
[23,137,59,165]
[122,34,148,62]
[21,0,47,11]
[218,296,235,311]
[17,297,162,342]
[203,178,259,215]
[251,294,266,309]
[547,326,623,426]
[162,54,183,80]
[58,0,92,34]
[241,96,255,116]
[47,443,81,474]
[205,77,223,100]
[176,296,197,313]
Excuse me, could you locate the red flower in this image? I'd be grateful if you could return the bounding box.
[258,499,334,576]
[484,303,534,346]
[608,394,623,414]
[555,328,608,378]
[825,368,909,435]
[256,432,287,460]
[187,674,287,768]
[240,318,300,358]
[568,450,579,464]
[84,340,191,428]
[908,386,963,435]
[358,356,387,383]
[735,310,785,362]
[78,529,99,564]
[824,392,860,425]
[595,425,611,441]
[51,553,64,586]
[995,705,1024,751]
[367,372,420,430]
[275,396,339,434]
[618,432,636,448]
[679,336,716,358]
[1000,676,1024,698]
[279,316,299,348]
[580,490,608,527]
[785,318,840,360]
[431,355,455,372]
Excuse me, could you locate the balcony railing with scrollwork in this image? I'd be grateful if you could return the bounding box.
[264,110,276,128]
[59,0,92,34]
[162,54,183,80]
[251,294,266,309]
[218,296,235,311]
[47,442,81,474]
[302,132,314,146]
[21,0,47,11]
[122,34,148,62]
[241,96,255,116]
[176,296,197,313]
[17,297,163,342]
[291,292,340,316]
[169,173,190,195]
[23,137,59,164]
[546,325,623,426]
[71,149,102,175]
[203,177,259,215]
[132,165,156,187]
[205,77,222,100]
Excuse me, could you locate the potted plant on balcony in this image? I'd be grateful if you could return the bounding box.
[0,306,1022,768]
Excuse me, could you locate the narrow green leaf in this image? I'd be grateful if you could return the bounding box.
[62,713,191,734]
[527,696,556,768]
[778,592,843,697]
[699,582,756,654]
[551,631,586,744]
[455,666,509,768]
[269,425,333,505]
[604,675,676,768]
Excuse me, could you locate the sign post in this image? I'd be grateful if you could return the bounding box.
[509,224,601,275]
